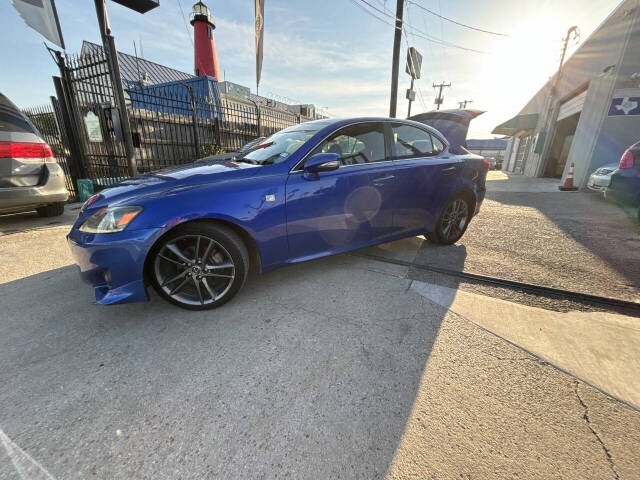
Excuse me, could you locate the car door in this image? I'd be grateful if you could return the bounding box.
[388,122,461,233]
[285,121,395,260]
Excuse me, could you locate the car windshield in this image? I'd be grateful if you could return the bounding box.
[239,127,321,165]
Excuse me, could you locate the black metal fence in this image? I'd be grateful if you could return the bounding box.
[125,83,310,173]
[22,103,79,199]
[24,47,314,201]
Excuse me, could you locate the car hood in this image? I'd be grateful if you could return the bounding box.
[409,109,485,152]
[87,160,260,209]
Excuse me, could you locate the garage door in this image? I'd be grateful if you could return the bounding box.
[557,90,587,122]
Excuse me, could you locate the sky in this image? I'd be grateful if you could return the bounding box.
[0,0,623,138]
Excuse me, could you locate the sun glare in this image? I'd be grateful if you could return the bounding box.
[481,18,568,111]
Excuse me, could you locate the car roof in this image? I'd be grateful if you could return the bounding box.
[296,117,449,144]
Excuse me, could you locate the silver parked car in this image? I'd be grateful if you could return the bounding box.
[587,163,619,193]
[0,93,68,216]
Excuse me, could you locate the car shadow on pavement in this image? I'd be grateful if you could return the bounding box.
[0,205,79,236]
[0,246,466,479]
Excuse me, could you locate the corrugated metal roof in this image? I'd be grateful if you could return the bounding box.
[81,41,194,84]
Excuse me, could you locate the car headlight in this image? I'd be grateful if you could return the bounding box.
[79,206,143,233]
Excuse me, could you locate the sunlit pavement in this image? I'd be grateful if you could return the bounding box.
[1,189,640,479]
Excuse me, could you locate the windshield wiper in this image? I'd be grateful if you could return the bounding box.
[234,157,258,165]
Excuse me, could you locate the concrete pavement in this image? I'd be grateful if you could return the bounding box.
[1,195,640,479]
[412,280,640,409]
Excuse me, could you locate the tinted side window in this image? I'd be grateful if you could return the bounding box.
[313,122,386,166]
[391,124,434,159]
[431,135,446,154]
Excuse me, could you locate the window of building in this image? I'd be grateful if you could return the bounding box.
[207,26,213,39]
[312,122,386,166]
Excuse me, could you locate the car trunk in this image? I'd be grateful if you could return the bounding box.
[0,157,46,188]
[408,109,485,153]
[0,93,48,188]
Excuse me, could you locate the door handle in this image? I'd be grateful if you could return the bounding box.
[373,174,395,185]
[441,166,457,175]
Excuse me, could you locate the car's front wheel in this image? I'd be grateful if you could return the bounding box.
[149,223,249,310]
[431,195,472,245]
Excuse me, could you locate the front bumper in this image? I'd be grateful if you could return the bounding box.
[67,226,163,305]
[587,173,611,192]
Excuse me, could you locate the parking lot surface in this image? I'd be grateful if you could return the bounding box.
[1,180,640,479]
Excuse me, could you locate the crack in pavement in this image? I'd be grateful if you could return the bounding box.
[574,381,620,480]
[482,351,549,365]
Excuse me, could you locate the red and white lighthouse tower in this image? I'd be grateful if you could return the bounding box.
[190,1,221,79]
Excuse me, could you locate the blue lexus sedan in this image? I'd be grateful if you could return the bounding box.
[68,116,487,310]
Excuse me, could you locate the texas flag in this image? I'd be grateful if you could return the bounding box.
[608,96,640,116]
[12,0,65,49]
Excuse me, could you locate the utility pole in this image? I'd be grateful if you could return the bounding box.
[537,25,579,175]
[94,0,138,177]
[458,99,473,109]
[389,0,404,118]
[407,76,415,117]
[553,26,579,97]
[405,46,422,118]
[433,82,451,110]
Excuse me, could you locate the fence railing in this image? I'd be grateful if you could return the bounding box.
[125,83,311,173]
[25,48,316,200]
[22,103,79,199]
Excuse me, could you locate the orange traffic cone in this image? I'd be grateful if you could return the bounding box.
[558,162,578,191]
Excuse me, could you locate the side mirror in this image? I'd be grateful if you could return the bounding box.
[303,153,340,177]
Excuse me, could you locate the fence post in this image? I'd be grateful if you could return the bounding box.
[50,94,80,197]
[187,87,200,159]
[52,74,86,181]
[249,98,262,137]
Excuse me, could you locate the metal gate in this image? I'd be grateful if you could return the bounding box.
[59,49,130,187]
[22,102,79,200]
[37,46,313,197]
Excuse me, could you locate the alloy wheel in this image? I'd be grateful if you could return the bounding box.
[440,199,469,242]
[154,234,236,306]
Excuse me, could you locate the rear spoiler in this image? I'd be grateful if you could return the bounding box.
[408,109,484,152]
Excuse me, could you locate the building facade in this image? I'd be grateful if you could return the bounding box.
[466,139,508,164]
[494,0,640,188]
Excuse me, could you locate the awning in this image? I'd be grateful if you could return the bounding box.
[492,113,539,136]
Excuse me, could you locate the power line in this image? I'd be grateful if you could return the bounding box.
[350,0,488,54]
[406,28,488,53]
[176,0,194,48]
[348,0,397,28]
[406,0,510,37]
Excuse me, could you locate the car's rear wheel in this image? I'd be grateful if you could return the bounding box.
[431,195,471,245]
[149,223,249,310]
[36,202,65,217]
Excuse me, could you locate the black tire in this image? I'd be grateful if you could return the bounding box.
[149,223,250,310]
[36,202,65,217]
[431,195,472,245]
